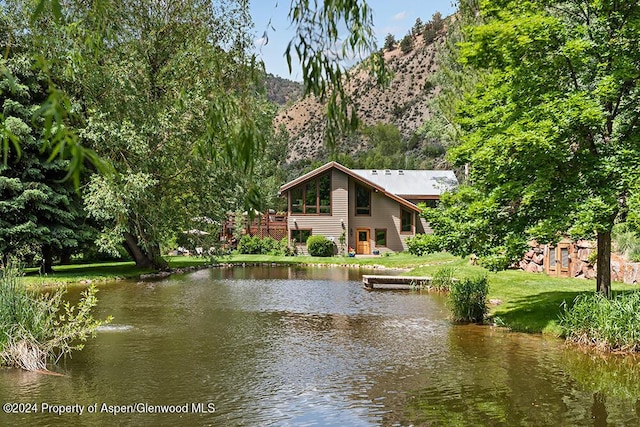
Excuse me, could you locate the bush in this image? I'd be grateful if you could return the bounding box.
[612,223,640,262]
[560,292,640,352]
[407,233,443,256]
[479,239,527,271]
[306,235,335,257]
[448,276,488,323]
[237,235,287,255]
[0,261,109,370]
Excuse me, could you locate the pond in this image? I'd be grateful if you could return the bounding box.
[1,266,640,426]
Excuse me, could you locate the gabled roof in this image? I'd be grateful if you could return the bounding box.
[350,169,458,198]
[280,162,458,213]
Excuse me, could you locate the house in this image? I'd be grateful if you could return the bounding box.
[278,162,458,254]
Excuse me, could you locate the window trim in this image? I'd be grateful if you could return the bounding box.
[400,207,414,234]
[355,183,372,216]
[375,228,387,247]
[288,173,332,216]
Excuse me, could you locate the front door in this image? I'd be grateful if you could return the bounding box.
[356,229,370,255]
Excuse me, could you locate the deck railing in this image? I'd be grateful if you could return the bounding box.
[222,213,288,242]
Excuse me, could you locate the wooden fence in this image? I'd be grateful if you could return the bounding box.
[222,213,288,243]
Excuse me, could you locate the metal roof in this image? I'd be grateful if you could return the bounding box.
[350,169,458,197]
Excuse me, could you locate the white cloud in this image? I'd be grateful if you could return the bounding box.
[254,36,268,48]
[393,11,406,21]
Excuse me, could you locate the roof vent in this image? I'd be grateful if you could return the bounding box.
[385,169,391,175]
[371,170,377,175]
[398,170,404,175]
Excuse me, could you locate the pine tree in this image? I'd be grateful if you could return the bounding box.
[0,56,90,271]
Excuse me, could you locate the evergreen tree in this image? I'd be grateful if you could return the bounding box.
[400,33,414,54]
[0,56,90,271]
[412,18,424,36]
[384,33,396,51]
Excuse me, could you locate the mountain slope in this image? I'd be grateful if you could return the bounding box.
[274,27,448,164]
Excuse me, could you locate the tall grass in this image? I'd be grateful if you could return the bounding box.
[560,292,640,352]
[448,276,489,323]
[430,266,457,292]
[0,261,109,370]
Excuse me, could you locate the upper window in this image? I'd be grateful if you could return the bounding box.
[401,208,414,233]
[289,173,331,215]
[291,187,303,214]
[318,174,331,214]
[355,183,371,216]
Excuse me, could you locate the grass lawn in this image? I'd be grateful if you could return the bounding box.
[409,256,639,335]
[19,252,639,336]
[21,261,153,287]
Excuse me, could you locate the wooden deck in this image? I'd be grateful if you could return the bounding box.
[362,275,432,290]
[222,213,288,242]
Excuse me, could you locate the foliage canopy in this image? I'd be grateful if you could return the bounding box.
[427,0,640,296]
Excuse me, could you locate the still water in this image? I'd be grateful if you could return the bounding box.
[2,266,640,426]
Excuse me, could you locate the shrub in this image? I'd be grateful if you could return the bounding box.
[612,223,640,262]
[237,235,259,254]
[406,233,443,256]
[479,239,527,271]
[237,235,287,255]
[560,292,640,352]
[306,235,335,257]
[448,276,488,323]
[0,261,109,370]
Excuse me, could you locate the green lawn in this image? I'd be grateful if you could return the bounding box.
[20,252,639,336]
[409,257,638,335]
[22,261,153,287]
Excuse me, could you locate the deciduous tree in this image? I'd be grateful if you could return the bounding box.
[440,0,640,296]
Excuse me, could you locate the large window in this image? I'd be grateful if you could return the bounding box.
[355,183,371,216]
[289,174,331,215]
[291,187,303,213]
[291,229,312,245]
[319,174,331,214]
[401,208,414,233]
[375,229,387,247]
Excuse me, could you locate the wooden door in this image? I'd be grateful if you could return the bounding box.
[546,242,571,277]
[356,229,370,255]
[558,242,571,276]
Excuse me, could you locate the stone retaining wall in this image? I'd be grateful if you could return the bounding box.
[518,240,640,284]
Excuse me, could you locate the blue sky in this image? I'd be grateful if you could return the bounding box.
[249,1,458,81]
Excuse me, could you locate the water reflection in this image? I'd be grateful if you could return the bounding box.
[1,266,640,426]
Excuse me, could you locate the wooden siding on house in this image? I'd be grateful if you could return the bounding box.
[347,178,415,253]
[286,169,349,254]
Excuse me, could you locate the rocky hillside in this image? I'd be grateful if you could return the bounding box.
[274,23,448,164]
[264,73,303,106]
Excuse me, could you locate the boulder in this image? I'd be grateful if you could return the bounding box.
[525,262,543,273]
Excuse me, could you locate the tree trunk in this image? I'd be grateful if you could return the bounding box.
[596,230,612,298]
[123,233,167,270]
[123,232,155,269]
[40,245,54,274]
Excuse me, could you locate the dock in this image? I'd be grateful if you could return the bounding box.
[362,275,432,290]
